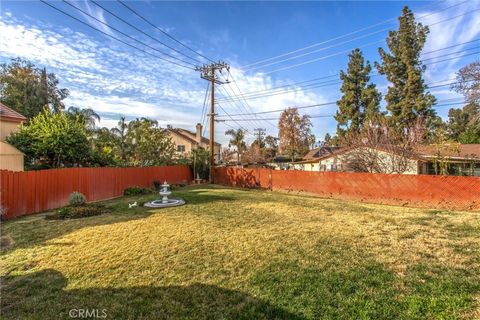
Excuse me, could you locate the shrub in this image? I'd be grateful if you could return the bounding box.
[46,204,107,220]
[69,192,86,206]
[123,186,154,196]
[0,205,7,218]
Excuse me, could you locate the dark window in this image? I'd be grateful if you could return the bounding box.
[177,145,185,152]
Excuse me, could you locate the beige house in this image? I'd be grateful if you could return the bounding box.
[289,144,480,176]
[167,123,221,162]
[0,102,26,171]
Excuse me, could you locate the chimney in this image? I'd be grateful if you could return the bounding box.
[195,123,202,143]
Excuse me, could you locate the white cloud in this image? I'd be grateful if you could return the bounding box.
[2,1,474,145]
[0,11,331,143]
[418,1,480,82]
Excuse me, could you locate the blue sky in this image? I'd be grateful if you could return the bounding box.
[1,1,479,145]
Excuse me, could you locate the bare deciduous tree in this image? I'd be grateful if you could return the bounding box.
[220,148,235,164]
[452,60,480,105]
[342,119,418,174]
[242,143,265,164]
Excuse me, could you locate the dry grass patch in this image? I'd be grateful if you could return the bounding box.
[1,185,479,319]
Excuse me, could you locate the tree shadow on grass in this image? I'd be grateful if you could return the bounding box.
[178,189,238,205]
[1,269,305,320]
[1,199,161,252]
[1,186,237,252]
[251,258,479,320]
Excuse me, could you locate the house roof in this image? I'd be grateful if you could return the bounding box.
[415,144,480,160]
[297,144,480,164]
[303,146,343,160]
[293,147,351,164]
[168,128,221,147]
[0,103,27,123]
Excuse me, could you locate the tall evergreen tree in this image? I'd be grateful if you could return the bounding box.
[375,6,436,140]
[335,49,382,140]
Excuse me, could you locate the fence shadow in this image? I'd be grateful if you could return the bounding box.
[1,186,241,252]
[1,269,305,320]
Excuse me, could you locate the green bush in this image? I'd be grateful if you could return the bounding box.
[123,186,155,196]
[69,192,86,206]
[46,204,107,220]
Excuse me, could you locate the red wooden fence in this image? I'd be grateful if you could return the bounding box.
[214,167,480,210]
[0,165,192,219]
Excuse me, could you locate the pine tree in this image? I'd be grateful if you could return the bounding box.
[375,6,436,140]
[335,49,381,140]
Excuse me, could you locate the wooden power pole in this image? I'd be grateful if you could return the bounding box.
[254,128,266,146]
[195,61,230,183]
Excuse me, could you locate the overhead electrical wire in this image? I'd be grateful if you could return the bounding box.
[117,0,215,63]
[219,39,479,103]
[218,49,480,103]
[89,0,203,64]
[222,69,277,129]
[241,1,468,70]
[200,82,210,129]
[216,102,249,132]
[219,99,468,122]
[217,78,472,118]
[62,0,196,67]
[40,0,194,70]
[251,8,480,75]
[220,121,256,137]
[240,0,456,69]
[216,86,262,130]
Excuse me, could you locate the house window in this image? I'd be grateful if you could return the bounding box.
[177,145,185,152]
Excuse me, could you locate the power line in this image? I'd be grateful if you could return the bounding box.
[216,86,260,129]
[240,0,460,69]
[218,51,480,103]
[254,8,480,75]
[41,0,194,70]
[220,79,265,128]
[89,0,203,64]
[219,39,479,102]
[62,0,196,67]
[216,103,249,132]
[223,69,277,129]
[219,100,468,122]
[220,121,256,137]
[219,102,338,117]
[217,77,470,118]
[217,79,341,103]
[200,82,210,128]
[117,0,214,63]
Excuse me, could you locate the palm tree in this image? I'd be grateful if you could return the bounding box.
[67,106,100,130]
[110,116,128,162]
[225,129,246,164]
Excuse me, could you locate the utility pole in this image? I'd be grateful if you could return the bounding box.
[254,128,266,146]
[195,61,230,183]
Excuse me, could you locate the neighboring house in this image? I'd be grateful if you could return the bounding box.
[0,102,26,171]
[289,144,480,176]
[167,123,222,163]
[415,144,480,176]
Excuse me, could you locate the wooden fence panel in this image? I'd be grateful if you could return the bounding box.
[214,167,480,210]
[0,165,192,220]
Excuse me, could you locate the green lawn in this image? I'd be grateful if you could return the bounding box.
[1,185,479,320]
